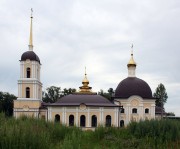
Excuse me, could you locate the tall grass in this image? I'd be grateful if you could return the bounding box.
[128,119,180,148]
[0,113,180,149]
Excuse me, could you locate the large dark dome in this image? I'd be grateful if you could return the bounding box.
[115,77,152,98]
[21,51,40,63]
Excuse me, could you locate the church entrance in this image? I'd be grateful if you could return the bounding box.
[80,115,86,127]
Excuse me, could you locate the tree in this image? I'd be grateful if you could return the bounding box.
[0,91,17,116]
[62,88,76,96]
[166,112,175,116]
[98,88,114,101]
[42,86,76,103]
[108,88,115,97]
[153,83,168,107]
[43,86,61,103]
[153,83,168,118]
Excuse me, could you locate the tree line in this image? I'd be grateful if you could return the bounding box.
[42,86,76,103]
[43,84,168,110]
[0,83,171,117]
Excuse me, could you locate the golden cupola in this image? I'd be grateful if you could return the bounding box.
[127,50,136,67]
[79,68,92,93]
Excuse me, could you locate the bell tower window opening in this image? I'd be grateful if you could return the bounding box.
[26,87,30,98]
[27,68,31,78]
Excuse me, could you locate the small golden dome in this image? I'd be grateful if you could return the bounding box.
[127,53,136,67]
[82,74,89,83]
[79,67,92,93]
[128,44,136,67]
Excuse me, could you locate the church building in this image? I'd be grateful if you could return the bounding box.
[13,12,156,128]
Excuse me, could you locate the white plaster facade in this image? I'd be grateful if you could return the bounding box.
[114,96,155,126]
[45,106,120,128]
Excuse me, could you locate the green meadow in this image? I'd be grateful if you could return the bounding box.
[0,113,180,149]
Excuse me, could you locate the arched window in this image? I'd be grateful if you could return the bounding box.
[69,115,74,126]
[120,120,124,127]
[26,68,31,78]
[55,114,60,123]
[26,87,30,98]
[121,108,125,113]
[91,115,97,127]
[106,115,111,127]
[132,108,137,114]
[145,108,149,114]
[80,115,86,127]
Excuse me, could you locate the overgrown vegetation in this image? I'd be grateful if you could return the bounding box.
[0,113,180,149]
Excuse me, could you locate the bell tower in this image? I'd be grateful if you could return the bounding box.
[14,9,42,118]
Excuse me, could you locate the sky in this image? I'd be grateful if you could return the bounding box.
[0,0,180,116]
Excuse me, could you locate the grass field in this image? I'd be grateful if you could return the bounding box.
[0,113,180,149]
